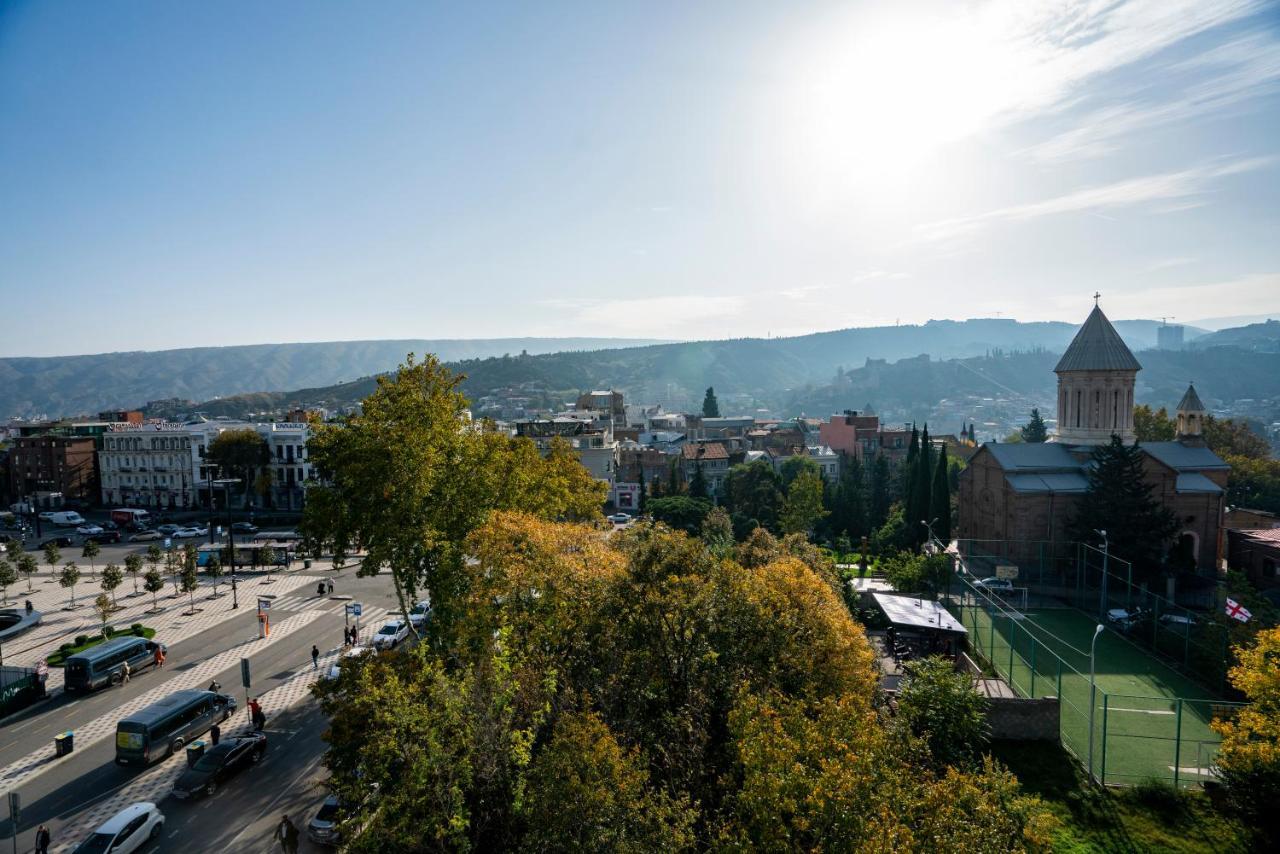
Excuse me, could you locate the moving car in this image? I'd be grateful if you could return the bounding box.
[372,619,410,650]
[72,802,165,854]
[171,732,268,799]
[407,599,432,630]
[76,524,104,536]
[130,530,164,542]
[156,524,181,535]
[41,535,75,548]
[307,795,344,846]
[66,636,167,692]
[115,689,234,765]
[608,512,632,524]
[87,530,122,544]
[232,522,260,534]
[173,526,208,539]
[46,511,87,527]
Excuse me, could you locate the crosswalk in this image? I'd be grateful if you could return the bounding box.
[260,593,396,624]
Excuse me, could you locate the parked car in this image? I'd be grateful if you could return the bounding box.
[173,526,208,539]
[372,620,410,650]
[156,524,181,535]
[407,600,432,630]
[171,732,268,799]
[232,522,260,534]
[38,511,56,521]
[72,802,165,854]
[608,512,632,524]
[101,520,119,531]
[974,577,1014,591]
[326,645,375,681]
[1158,613,1197,633]
[41,536,75,548]
[76,524,105,536]
[307,795,344,846]
[88,531,122,544]
[130,530,164,542]
[1106,607,1147,632]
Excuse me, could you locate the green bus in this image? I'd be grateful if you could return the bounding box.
[115,689,236,766]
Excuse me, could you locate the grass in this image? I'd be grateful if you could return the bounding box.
[991,740,1253,853]
[46,625,156,667]
[958,601,1239,787]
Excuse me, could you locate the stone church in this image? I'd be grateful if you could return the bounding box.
[958,304,1228,573]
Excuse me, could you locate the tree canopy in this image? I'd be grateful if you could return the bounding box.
[1020,408,1048,443]
[701,386,720,418]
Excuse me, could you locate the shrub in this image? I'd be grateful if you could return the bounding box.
[103,625,115,638]
[74,634,89,647]
[59,642,74,654]
[132,625,146,637]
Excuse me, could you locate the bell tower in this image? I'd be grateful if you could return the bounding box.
[1053,300,1141,446]
[1175,383,1207,445]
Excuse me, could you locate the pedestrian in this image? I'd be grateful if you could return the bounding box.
[35,824,51,854]
[317,581,325,597]
[154,646,165,668]
[311,644,320,670]
[210,722,220,745]
[274,814,299,854]
[326,578,334,594]
[121,660,131,685]
[25,599,34,614]
[342,628,351,649]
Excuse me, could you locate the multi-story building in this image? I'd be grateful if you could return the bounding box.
[818,410,910,461]
[682,441,730,495]
[515,418,619,488]
[99,423,196,509]
[7,435,99,507]
[188,420,314,511]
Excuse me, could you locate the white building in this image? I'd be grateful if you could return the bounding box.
[188,420,314,511]
[99,423,197,509]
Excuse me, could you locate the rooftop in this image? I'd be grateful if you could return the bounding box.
[1054,305,1142,373]
[872,593,967,634]
[1176,383,1206,413]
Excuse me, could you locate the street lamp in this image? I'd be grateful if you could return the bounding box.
[1088,622,1105,781]
[921,517,939,547]
[1094,528,1109,617]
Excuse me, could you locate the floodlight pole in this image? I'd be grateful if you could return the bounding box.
[1094,529,1108,618]
[1088,622,1104,782]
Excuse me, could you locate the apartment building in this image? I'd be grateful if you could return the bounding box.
[99,423,195,509]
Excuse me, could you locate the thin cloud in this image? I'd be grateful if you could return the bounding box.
[913,156,1272,244]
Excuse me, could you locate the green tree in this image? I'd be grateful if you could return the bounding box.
[646,496,712,535]
[43,541,61,576]
[180,559,200,614]
[124,552,143,596]
[523,712,696,852]
[1020,408,1048,443]
[723,460,783,532]
[59,561,81,607]
[1213,627,1280,846]
[781,469,828,536]
[869,454,892,529]
[17,554,37,591]
[94,593,113,635]
[4,538,19,565]
[907,425,934,548]
[1133,404,1176,442]
[930,445,952,543]
[143,568,165,612]
[895,656,989,768]
[637,467,647,514]
[700,505,735,556]
[258,544,278,579]
[902,424,920,505]
[300,354,607,646]
[1069,436,1179,582]
[688,461,708,499]
[145,544,162,580]
[702,386,720,418]
[1206,415,1272,459]
[81,538,100,580]
[205,552,224,597]
[0,557,16,604]
[101,562,124,607]
[779,454,819,490]
[881,550,950,596]
[207,427,270,509]
[1223,455,1280,514]
[830,454,869,541]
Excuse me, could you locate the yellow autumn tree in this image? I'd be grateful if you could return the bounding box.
[1213,626,1280,844]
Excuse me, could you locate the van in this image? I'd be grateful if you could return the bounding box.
[111,508,151,529]
[115,689,236,766]
[65,636,165,692]
[46,511,86,527]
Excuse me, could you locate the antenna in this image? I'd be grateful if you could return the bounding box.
[1160,316,1175,326]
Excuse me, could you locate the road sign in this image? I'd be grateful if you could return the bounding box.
[348,602,363,617]
[996,564,1020,580]
[257,598,271,611]
[240,657,251,689]
[163,537,172,549]
[8,791,19,826]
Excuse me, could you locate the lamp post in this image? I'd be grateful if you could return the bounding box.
[207,473,242,609]
[1094,529,1109,618]
[1088,622,1105,781]
[921,517,939,548]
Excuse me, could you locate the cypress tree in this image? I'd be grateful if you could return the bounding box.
[637,467,647,513]
[689,462,708,499]
[702,387,721,418]
[910,425,934,547]
[931,445,951,543]
[869,454,892,529]
[1021,408,1048,443]
[903,424,920,507]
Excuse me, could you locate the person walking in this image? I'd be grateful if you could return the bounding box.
[274,814,299,854]
[34,824,51,854]
[249,697,266,731]
[326,578,334,595]
[210,722,221,745]
[311,644,320,670]
[121,660,131,685]
[153,646,166,669]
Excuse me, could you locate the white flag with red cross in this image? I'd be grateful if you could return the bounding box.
[1225,598,1252,623]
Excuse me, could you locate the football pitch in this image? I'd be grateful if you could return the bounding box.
[957,601,1239,787]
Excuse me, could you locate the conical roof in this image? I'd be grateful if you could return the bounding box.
[1054,305,1142,372]
[1176,383,1205,413]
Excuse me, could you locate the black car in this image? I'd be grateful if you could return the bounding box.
[88,531,121,544]
[232,522,259,534]
[41,536,75,548]
[171,733,267,799]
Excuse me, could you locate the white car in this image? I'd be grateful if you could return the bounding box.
[974,577,1014,591]
[76,524,105,536]
[73,802,164,853]
[327,645,375,680]
[608,512,632,524]
[130,530,163,542]
[173,526,208,539]
[372,620,410,650]
[407,599,432,630]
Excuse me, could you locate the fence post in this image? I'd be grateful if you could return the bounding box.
[990,607,996,662]
[1100,692,1109,785]
[1030,637,1037,697]
[1009,618,1016,686]
[1057,659,1062,701]
[1173,698,1183,789]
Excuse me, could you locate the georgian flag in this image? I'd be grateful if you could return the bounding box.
[1225,598,1252,623]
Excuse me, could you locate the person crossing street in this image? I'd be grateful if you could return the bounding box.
[274,814,299,854]
[311,644,320,670]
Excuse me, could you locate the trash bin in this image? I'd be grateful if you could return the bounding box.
[185,740,207,767]
[54,730,74,757]
[304,558,312,569]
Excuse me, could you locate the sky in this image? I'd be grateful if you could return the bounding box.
[1,0,1278,356]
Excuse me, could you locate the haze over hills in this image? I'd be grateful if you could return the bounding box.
[0,337,669,419]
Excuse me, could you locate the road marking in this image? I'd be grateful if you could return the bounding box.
[224,751,326,850]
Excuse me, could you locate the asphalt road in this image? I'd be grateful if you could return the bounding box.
[0,566,399,853]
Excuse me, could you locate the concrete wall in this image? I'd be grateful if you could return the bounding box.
[985,696,1060,741]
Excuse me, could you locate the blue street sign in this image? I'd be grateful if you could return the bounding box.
[348,602,362,617]
[163,537,172,549]
[257,598,271,611]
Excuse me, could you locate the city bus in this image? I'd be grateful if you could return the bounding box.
[115,689,236,766]
[64,636,166,692]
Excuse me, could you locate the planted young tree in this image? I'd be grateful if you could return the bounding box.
[259,545,278,582]
[145,543,162,578]
[0,557,16,604]
[124,553,143,596]
[17,554,37,592]
[143,568,165,612]
[180,560,200,615]
[81,538,101,580]
[205,552,224,598]
[101,562,124,608]
[94,593,113,636]
[59,561,81,608]
[4,538,20,565]
[43,541,61,579]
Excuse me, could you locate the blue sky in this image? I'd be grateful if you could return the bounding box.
[1,0,1277,356]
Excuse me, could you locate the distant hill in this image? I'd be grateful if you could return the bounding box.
[0,337,669,419]
[1191,319,1280,352]
[165,317,1267,421]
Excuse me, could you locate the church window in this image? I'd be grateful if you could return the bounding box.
[1075,390,1081,428]
[1112,390,1119,429]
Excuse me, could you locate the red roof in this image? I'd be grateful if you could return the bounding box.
[682,442,728,460]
